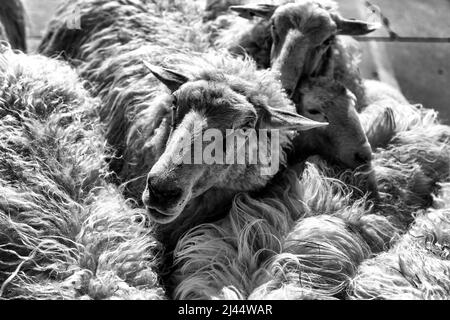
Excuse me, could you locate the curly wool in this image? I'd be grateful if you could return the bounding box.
[39,0,209,62]
[172,152,448,300]
[35,0,450,301]
[349,185,450,300]
[0,0,26,51]
[370,119,450,229]
[317,93,450,231]
[172,162,399,300]
[308,147,441,234]
[360,91,443,150]
[0,46,164,300]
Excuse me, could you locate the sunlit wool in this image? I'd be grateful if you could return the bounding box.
[172,162,399,300]
[349,185,450,300]
[36,0,450,301]
[0,46,164,300]
[370,113,450,230]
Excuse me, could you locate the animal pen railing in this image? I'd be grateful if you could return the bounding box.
[355,0,450,43]
[23,0,450,122]
[25,0,450,43]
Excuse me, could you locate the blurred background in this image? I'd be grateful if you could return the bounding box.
[23,0,450,123]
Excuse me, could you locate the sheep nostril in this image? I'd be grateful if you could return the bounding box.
[354,151,371,165]
[147,178,183,204]
[142,189,150,206]
[160,188,183,200]
[147,183,157,199]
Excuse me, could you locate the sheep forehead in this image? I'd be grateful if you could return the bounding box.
[175,80,255,124]
[302,82,354,114]
[273,1,335,29]
[290,0,338,11]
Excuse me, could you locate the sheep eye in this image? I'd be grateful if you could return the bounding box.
[172,94,178,105]
[323,36,334,46]
[307,109,321,115]
[271,21,277,32]
[241,120,254,131]
[170,95,179,129]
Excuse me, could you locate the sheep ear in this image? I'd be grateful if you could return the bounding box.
[267,107,328,131]
[143,61,189,92]
[334,15,380,35]
[230,4,278,20]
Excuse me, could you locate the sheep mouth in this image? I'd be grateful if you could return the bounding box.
[145,206,180,224]
[142,185,194,224]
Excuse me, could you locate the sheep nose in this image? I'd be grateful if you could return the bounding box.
[285,89,293,97]
[145,175,183,207]
[353,143,373,166]
[354,151,371,166]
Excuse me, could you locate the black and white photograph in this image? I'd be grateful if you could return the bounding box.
[0,0,449,307]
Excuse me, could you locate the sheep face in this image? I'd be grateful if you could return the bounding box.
[141,63,327,224]
[230,1,378,95]
[294,77,373,170]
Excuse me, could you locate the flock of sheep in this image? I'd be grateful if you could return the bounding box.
[0,0,449,300]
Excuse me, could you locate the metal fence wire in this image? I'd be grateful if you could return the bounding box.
[355,0,450,43]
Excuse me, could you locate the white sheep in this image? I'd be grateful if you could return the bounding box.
[0,45,164,300]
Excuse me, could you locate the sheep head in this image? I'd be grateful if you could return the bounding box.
[141,62,328,224]
[230,1,379,95]
[294,77,373,170]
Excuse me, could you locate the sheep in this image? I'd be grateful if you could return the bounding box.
[213,2,414,137]
[172,161,399,299]
[41,4,395,299]
[203,0,384,181]
[38,0,450,300]
[219,1,450,208]
[0,0,27,51]
[40,1,386,299]
[289,76,375,179]
[220,0,417,143]
[0,45,164,300]
[349,185,450,300]
[38,0,331,247]
[215,0,376,107]
[218,1,447,149]
[140,50,330,249]
[38,0,217,193]
[39,0,379,191]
